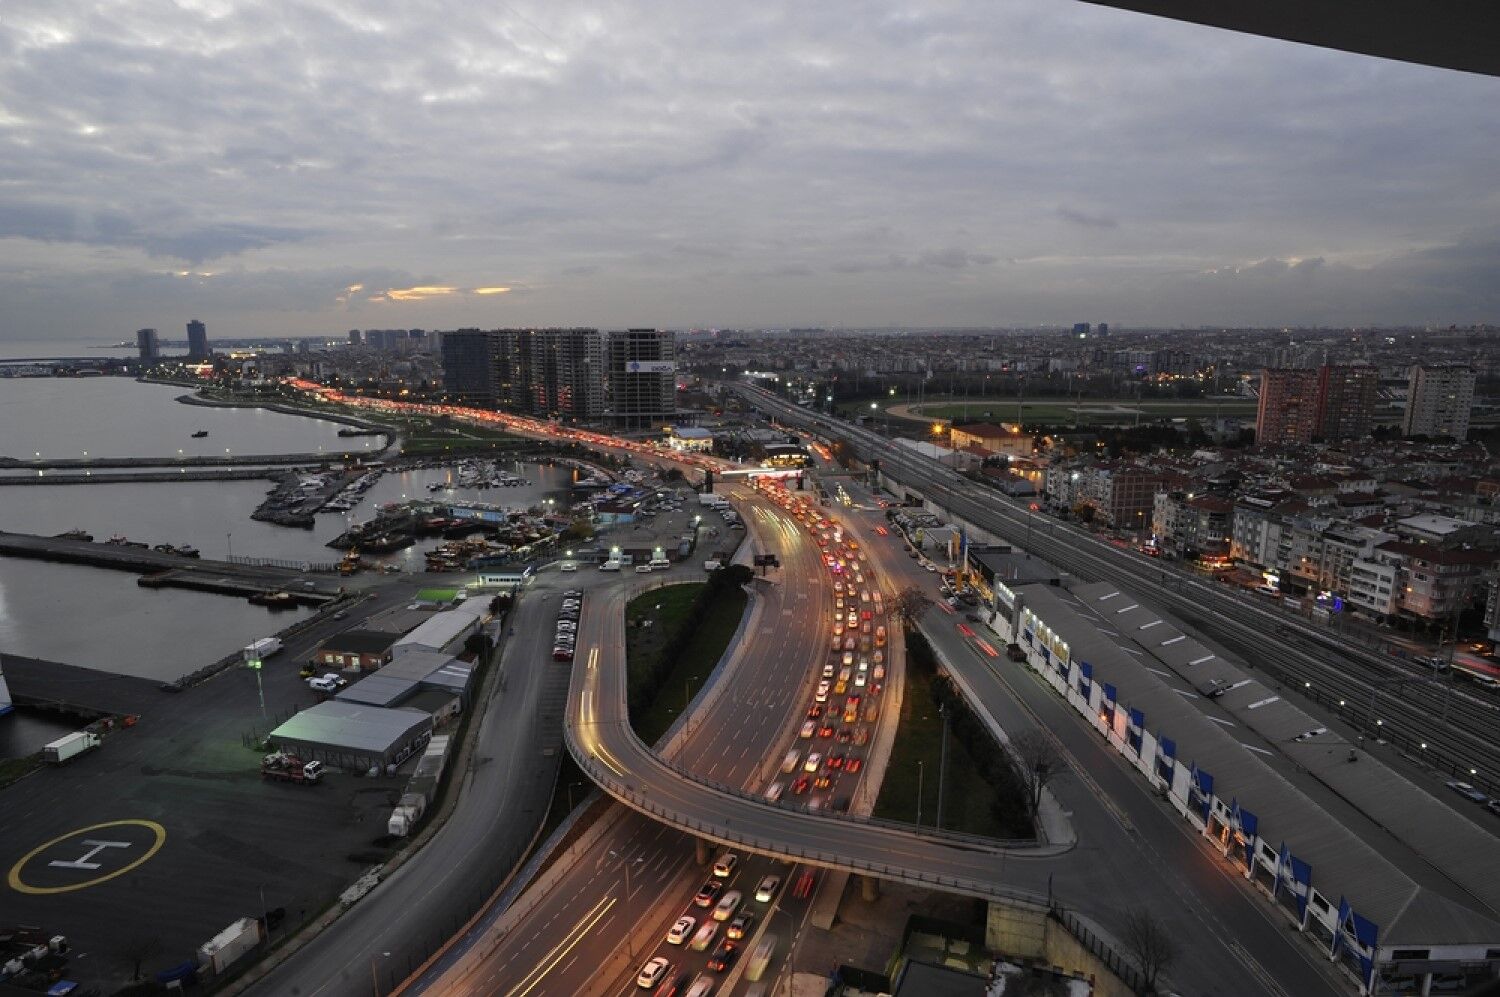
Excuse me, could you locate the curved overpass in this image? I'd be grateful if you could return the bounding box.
[565,581,1068,910]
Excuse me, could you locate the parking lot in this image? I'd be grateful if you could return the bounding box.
[0,586,422,992]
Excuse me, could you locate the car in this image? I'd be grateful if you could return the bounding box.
[804,752,822,773]
[813,775,832,790]
[706,942,739,972]
[693,879,723,907]
[845,757,863,774]
[559,561,578,572]
[836,727,852,744]
[1487,799,1500,818]
[799,721,815,739]
[726,912,755,940]
[307,676,339,693]
[792,870,816,898]
[689,918,719,950]
[635,564,654,573]
[815,681,830,703]
[754,875,781,902]
[854,671,867,688]
[853,727,870,746]
[833,679,847,695]
[791,775,810,794]
[828,753,844,770]
[818,723,835,738]
[667,915,696,945]
[1447,781,1490,804]
[764,781,785,802]
[712,852,739,878]
[712,890,742,921]
[839,667,853,683]
[637,956,672,988]
[781,749,801,773]
[660,970,694,997]
[552,647,574,661]
[806,703,823,719]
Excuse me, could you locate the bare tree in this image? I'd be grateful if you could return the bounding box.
[1121,909,1178,993]
[118,935,163,982]
[892,584,933,631]
[1010,729,1065,820]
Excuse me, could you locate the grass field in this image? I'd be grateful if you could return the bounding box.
[416,587,459,603]
[872,657,1021,837]
[626,582,750,746]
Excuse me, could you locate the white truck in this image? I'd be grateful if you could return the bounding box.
[243,637,283,662]
[43,731,100,764]
[387,792,428,837]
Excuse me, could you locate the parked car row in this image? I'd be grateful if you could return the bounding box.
[553,590,584,661]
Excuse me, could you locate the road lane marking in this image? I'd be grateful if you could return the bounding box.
[505,896,617,997]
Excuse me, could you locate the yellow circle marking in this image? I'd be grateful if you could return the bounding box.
[7,819,167,895]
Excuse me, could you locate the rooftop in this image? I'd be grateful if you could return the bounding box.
[269,700,431,754]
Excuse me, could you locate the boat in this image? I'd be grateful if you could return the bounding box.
[191,430,209,438]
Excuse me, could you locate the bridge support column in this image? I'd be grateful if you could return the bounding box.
[860,876,880,902]
[695,838,711,865]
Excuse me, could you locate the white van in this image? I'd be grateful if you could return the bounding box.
[599,560,622,572]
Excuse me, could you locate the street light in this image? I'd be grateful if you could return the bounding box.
[601,849,645,960]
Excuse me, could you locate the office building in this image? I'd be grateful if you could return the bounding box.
[348,330,363,346]
[607,328,676,427]
[441,328,603,419]
[1403,365,1476,440]
[136,328,160,361]
[1314,364,1378,440]
[186,319,210,360]
[1255,368,1319,445]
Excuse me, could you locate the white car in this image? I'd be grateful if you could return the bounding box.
[799,721,816,739]
[764,781,785,802]
[635,564,654,573]
[781,749,801,774]
[754,875,781,903]
[713,853,739,878]
[307,676,339,693]
[559,561,578,572]
[667,916,696,945]
[815,681,830,703]
[637,956,671,988]
[804,752,822,773]
[712,890,743,922]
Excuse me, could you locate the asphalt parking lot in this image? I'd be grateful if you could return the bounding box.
[0,584,423,992]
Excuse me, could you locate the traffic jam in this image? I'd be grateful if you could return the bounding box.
[629,477,888,994]
[750,476,887,816]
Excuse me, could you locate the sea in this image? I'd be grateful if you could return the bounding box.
[0,355,575,706]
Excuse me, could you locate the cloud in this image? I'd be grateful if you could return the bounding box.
[0,0,1496,333]
[1057,206,1120,230]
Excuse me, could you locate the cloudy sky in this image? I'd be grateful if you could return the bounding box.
[1,1,1497,341]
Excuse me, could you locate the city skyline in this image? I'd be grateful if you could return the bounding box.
[2,1,1498,342]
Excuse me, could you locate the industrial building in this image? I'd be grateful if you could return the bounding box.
[267,701,433,771]
[982,577,1500,994]
[310,629,401,673]
[335,649,475,725]
[392,599,488,658]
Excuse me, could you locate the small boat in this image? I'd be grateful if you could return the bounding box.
[191,430,209,438]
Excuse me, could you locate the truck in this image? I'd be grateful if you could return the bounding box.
[387,792,428,837]
[243,637,283,662]
[43,731,100,764]
[197,917,263,976]
[260,752,324,784]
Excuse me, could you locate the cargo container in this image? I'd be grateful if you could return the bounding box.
[197,917,263,976]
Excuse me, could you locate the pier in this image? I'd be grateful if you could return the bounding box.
[0,531,346,601]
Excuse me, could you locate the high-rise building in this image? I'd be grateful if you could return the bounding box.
[1403,365,1476,440]
[1255,368,1320,445]
[1315,364,1378,440]
[186,319,210,359]
[348,330,363,346]
[441,328,603,419]
[1097,323,1109,337]
[607,328,677,427]
[1072,322,1091,337]
[136,328,160,360]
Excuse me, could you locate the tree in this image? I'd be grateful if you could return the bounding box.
[1009,729,1064,821]
[1121,909,1178,992]
[563,518,595,541]
[892,585,933,631]
[117,935,163,982]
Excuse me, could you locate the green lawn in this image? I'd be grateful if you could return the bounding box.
[872,657,1024,838]
[416,587,459,603]
[625,582,750,746]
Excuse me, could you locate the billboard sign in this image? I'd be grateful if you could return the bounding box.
[625,360,675,374]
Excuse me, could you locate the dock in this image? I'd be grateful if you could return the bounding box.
[0,531,345,601]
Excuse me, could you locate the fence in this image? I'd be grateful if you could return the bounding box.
[226,553,341,573]
[1049,905,1148,994]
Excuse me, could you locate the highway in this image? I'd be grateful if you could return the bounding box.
[737,383,1500,795]
[417,488,873,995]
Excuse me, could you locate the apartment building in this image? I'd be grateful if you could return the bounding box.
[441,328,603,419]
[1403,365,1476,440]
[1315,364,1379,440]
[1256,368,1320,444]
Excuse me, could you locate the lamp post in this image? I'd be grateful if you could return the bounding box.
[770,903,804,997]
[915,759,925,829]
[603,849,644,960]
